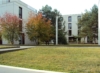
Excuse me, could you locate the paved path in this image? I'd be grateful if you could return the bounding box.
[0,46,34,53]
[0,65,63,73]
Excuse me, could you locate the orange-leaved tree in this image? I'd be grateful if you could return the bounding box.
[0,13,20,44]
[26,13,54,45]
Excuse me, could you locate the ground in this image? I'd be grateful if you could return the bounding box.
[0,46,100,73]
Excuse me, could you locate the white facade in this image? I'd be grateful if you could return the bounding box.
[0,0,37,45]
[63,14,98,44]
[62,14,87,43]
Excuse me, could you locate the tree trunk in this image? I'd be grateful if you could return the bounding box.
[77,38,78,44]
[34,39,37,45]
[84,37,85,44]
[94,37,96,44]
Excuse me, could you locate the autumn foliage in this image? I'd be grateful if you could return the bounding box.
[0,13,20,44]
[26,13,54,45]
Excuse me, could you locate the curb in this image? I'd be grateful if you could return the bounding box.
[0,65,64,73]
[0,48,28,54]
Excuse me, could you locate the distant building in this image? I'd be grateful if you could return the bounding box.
[62,14,98,44]
[0,0,37,45]
[62,14,86,43]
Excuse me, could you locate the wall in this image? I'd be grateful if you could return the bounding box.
[0,0,37,45]
[62,15,69,42]
[62,14,81,43]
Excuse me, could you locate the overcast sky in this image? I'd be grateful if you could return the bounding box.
[21,0,99,15]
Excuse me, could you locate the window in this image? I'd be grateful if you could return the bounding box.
[68,16,72,22]
[68,30,72,36]
[78,30,80,35]
[19,7,22,19]
[77,16,81,20]
[69,37,74,42]
[78,25,81,29]
[19,20,22,31]
[19,33,25,44]
[68,23,72,29]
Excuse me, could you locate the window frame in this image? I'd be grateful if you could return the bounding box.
[68,16,72,22]
[68,23,72,29]
[19,7,22,19]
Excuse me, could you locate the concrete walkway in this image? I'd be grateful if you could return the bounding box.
[0,65,63,73]
[0,46,34,53]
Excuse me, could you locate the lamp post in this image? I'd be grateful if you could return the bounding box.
[56,16,59,45]
[98,1,100,45]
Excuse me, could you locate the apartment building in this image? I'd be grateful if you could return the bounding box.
[62,14,88,43]
[62,14,99,44]
[0,0,37,45]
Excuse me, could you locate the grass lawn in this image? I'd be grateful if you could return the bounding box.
[39,43,99,47]
[0,46,100,73]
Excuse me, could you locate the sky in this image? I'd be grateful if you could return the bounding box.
[21,0,99,15]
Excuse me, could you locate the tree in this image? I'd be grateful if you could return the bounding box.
[78,5,98,43]
[90,5,98,43]
[58,21,67,44]
[0,13,20,44]
[39,5,67,44]
[40,5,60,26]
[26,13,53,45]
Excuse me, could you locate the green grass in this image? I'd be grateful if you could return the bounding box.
[69,43,98,45]
[0,46,100,73]
[37,43,99,47]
